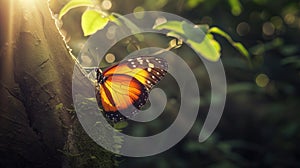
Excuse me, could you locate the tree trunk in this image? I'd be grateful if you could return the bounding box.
[0,0,114,167]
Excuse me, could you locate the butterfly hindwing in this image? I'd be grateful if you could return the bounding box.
[96,56,168,122]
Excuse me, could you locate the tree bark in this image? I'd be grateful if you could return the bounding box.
[0,0,114,167]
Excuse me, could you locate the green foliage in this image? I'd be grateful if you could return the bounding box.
[209,27,250,60]
[186,0,205,9]
[187,35,221,61]
[154,21,249,62]
[58,0,95,19]
[59,1,248,61]
[154,21,221,61]
[228,0,242,16]
[59,0,112,36]
[81,10,109,36]
[113,121,129,130]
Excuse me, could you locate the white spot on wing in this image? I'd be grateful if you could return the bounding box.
[148,63,154,68]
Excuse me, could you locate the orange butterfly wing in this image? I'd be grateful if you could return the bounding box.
[102,57,168,90]
[95,56,168,122]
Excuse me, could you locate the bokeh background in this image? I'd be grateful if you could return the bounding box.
[50,0,300,167]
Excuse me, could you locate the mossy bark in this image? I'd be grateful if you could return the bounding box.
[0,0,115,167]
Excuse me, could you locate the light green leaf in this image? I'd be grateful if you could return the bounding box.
[182,22,206,43]
[155,21,221,61]
[209,27,250,59]
[228,0,243,16]
[186,0,205,9]
[154,21,185,34]
[187,36,221,62]
[114,121,128,130]
[58,0,94,19]
[207,34,221,54]
[81,10,109,36]
[108,14,120,25]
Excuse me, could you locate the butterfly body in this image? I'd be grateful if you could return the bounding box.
[95,56,168,122]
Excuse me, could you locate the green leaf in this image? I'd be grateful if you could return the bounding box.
[187,36,221,61]
[228,0,243,16]
[209,27,250,60]
[182,22,206,43]
[81,10,109,36]
[186,0,205,9]
[58,0,94,19]
[155,21,220,61]
[154,21,185,34]
[207,34,221,54]
[114,121,128,130]
[108,14,120,25]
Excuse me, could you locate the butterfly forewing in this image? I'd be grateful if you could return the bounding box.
[96,56,168,122]
[103,56,168,90]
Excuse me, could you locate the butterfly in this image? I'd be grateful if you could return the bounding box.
[95,56,168,122]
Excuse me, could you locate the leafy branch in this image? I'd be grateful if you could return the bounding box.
[59,0,250,62]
